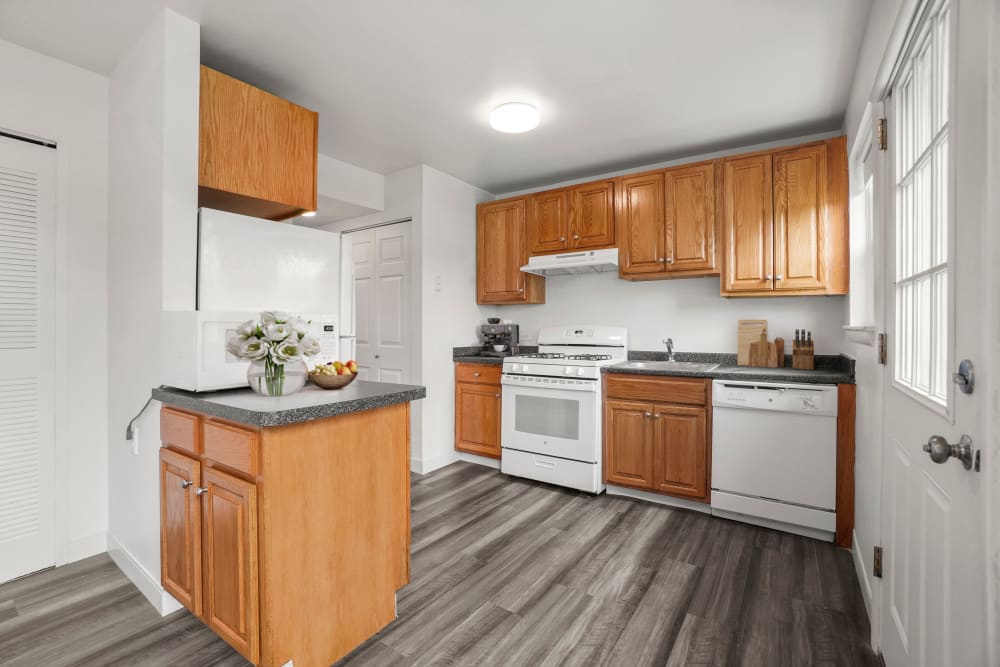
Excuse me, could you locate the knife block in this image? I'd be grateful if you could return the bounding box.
[792,338,815,370]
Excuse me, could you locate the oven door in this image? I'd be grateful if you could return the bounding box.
[500,374,601,463]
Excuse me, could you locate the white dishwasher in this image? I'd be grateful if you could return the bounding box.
[711,380,838,541]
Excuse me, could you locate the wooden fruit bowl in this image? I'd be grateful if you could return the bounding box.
[309,371,358,389]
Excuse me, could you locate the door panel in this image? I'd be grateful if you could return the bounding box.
[477,200,527,301]
[569,181,615,249]
[722,154,773,292]
[604,400,652,488]
[455,382,501,458]
[664,163,717,273]
[159,448,202,614]
[351,230,373,380]
[774,143,827,291]
[617,173,666,276]
[202,467,259,664]
[651,404,708,500]
[0,137,56,583]
[527,190,568,255]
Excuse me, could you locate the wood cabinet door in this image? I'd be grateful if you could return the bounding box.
[651,404,709,501]
[199,66,318,220]
[527,190,569,255]
[159,448,202,615]
[477,199,536,303]
[664,162,717,273]
[604,400,653,489]
[773,143,827,291]
[569,180,615,249]
[617,173,666,277]
[455,381,501,459]
[722,154,774,293]
[201,467,259,664]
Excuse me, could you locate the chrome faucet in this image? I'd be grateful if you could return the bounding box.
[662,338,675,362]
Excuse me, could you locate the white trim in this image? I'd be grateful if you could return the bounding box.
[107,533,182,616]
[453,451,501,471]
[58,531,107,566]
[605,485,711,514]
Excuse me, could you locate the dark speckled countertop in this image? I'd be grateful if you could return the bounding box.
[453,345,537,365]
[154,381,426,427]
[606,351,854,385]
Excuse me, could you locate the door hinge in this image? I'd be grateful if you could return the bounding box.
[878,333,887,365]
[874,545,883,578]
[876,118,888,151]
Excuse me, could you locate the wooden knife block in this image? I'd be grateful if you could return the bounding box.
[792,338,815,370]
[747,334,784,368]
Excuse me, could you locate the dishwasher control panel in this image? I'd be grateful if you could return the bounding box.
[712,380,839,416]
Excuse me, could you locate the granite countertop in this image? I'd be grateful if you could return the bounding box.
[154,381,426,427]
[605,352,855,385]
[453,345,537,365]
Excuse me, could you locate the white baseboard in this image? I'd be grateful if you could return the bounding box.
[605,484,711,514]
[455,451,500,470]
[107,533,182,616]
[58,531,108,566]
[411,451,458,474]
[852,529,874,618]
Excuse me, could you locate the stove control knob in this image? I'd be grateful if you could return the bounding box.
[577,368,586,376]
[564,366,573,375]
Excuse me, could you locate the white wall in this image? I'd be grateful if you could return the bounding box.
[317,154,385,213]
[107,9,199,614]
[0,38,110,564]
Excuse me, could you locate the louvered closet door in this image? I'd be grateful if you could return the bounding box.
[0,136,56,583]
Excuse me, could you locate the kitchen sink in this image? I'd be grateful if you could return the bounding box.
[617,360,720,373]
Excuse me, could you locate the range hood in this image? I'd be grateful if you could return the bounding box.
[521,248,619,276]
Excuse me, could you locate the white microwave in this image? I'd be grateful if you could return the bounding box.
[160,310,339,392]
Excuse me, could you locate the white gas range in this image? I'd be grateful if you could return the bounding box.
[500,325,628,493]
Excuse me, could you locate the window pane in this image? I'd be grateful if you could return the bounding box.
[933,135,948,264]
[913,275,931,392]
[896,282,912,384]
[936,8,950,131]
[915,39,933,155]
[913,155,933,274]
[932,269,948,401]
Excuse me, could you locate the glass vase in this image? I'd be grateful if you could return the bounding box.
[246,358,308,397]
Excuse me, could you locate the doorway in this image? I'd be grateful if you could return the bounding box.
[0,134,57,583]
[346,221,413,384]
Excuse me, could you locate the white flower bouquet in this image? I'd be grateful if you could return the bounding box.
[227,311,321,396]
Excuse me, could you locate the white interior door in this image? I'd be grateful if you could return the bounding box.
[0,136,56,583]
[878,2,986,664]
[348,222,412,384]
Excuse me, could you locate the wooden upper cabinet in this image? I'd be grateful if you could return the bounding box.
[651,404,709,501]
[159,448,202,616]
[774,143,827,291]
[527,190,570,255]
[477,199,545,304]
[722,154,774,293]
[198,65,318,221]
[664,162,717,274]
[617,172,666,277]
[605,400,653,488]
[568,180,615,249]
[201,466,259,664]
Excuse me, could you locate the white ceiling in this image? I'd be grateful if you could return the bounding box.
[0,0,872,193]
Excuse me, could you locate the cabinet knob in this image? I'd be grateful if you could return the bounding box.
[653,413,661,419]
[518,288,524,293]
[495,393,501,399]
[195,486,209,496]
[666,257,673,264]
[776,274,783,280]
[644,412,652,417]
[573,234,579,240]
[181,480,193,489]
[473,372,481,377]
[766,274,773,280]
[658,257,665,263]
[560,236,566,242]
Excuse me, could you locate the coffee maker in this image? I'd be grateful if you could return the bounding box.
[480,319,519,357]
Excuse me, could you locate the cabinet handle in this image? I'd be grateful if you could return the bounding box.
[776,274,783,280]
[666,257,673,264]
[195,486,209,496]
[573,234,580,240]
[658,257,665,263]
[653,413,661,419]
[181,480,193,489]
[644,412,652,417]
[518,288,524,293]
[766,274,772,280]
[560,236,566,242]
[495,393,501,399]
[473,372,481,377]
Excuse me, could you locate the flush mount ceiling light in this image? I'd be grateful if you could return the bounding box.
[301,211,317,217]
[489,102,540,133]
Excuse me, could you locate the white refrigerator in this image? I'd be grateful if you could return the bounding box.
[161,208,355,391]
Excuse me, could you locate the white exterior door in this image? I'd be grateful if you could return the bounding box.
[0,136,56,583]
[348,222,412,384]
[879,2,986,664]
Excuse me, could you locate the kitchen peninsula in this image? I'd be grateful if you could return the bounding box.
[153,381,425,667]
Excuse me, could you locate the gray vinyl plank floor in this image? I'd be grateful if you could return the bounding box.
[0,461,879,666]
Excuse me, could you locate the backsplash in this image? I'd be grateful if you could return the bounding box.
[490,272,847,355]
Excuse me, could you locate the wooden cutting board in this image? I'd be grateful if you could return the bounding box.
[737,320,768,366]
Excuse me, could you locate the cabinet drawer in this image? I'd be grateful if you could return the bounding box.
[605,374,708,406]
[455,363,502,385]
[203,420,259,478]
[161,407,201,455]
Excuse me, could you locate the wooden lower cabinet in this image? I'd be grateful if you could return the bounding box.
[603,375,711,502]
[158,401,412,667]
[454,363,502,459]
